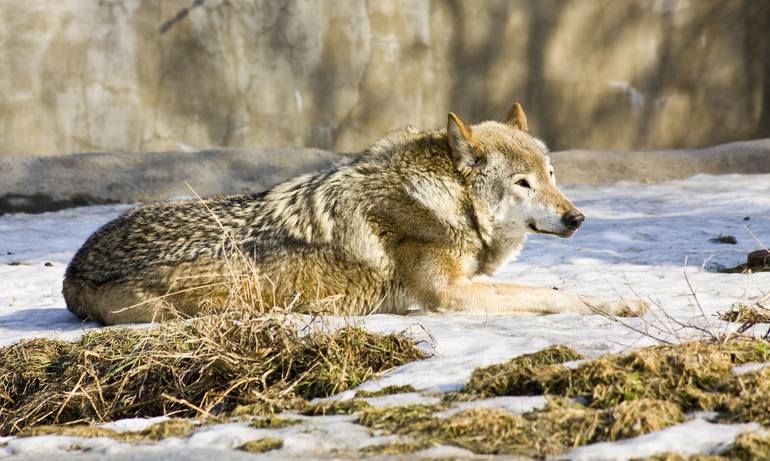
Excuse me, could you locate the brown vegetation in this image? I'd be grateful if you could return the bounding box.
[0,312,427,435]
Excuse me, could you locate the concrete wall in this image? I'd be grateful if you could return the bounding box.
[3,139,770,214]
[2,0,769,156]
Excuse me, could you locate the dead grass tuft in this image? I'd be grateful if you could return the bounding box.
[136,419,198,440]
[465,339,770,411]
[351,340,770,458]
[248,415,302,429]
[302,398,372,416]
[721,367,770,425]
[355,384,417,398]
[0,339,73,406]
[360,440,432,455]
[726,431,770,460]
[238,437,283,453]
[18,418,197,442]
[0,312,426,435]
[356,397,682,458]
[608,399,683,440]
[429,408,537,455]
[18,425,120,439]
[358,404,438,432]
[464,345,583,396]
[718,303,770,324]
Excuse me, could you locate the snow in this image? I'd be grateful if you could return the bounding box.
[436,396,549,418]
[1,173,769,459]
[100,416,171,433]
[567,418,761,461]
[360,393,442,408]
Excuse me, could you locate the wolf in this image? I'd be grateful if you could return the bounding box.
[64,102,646,325]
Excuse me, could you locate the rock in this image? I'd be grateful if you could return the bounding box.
[748,250,770,270]
[1,139,769,214]
[0,148,347,214]
[550,139,770,185]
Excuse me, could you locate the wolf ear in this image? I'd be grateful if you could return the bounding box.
[505,102,529,133]
[447,112,484,172]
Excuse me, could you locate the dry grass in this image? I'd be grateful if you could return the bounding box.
[345,339,770,458]
[248,415,302,429]
[464,345,583,397]
[355,384,417,398]
[721,366,770,425]
[718,303,770,324]
[608,399,683,440]
[360,440,433,455]
[726,431,770,460]
[715,293,770,339]
[464,339,770,412]
[302,398,372,416]
[18,419,197,442]
[356,397,682,458]
[0,312,427,435]
[238,437,283,453]
[358,403,438,431]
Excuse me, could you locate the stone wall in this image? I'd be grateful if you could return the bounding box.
[1,0,768,156]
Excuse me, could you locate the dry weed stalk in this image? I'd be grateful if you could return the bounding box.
[590,252,770,347]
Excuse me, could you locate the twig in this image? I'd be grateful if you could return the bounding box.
[160,0,205,34]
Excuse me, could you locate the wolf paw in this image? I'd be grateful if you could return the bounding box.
[581,297,649,317]
[612,299,649,317]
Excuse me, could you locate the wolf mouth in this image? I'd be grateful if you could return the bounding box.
[528,222,574,238]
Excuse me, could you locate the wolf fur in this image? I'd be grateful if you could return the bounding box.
[64,103,646,325]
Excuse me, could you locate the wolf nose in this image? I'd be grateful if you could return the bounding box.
[562,211,585,230]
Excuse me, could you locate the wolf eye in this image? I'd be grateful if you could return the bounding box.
[515,179,531,189]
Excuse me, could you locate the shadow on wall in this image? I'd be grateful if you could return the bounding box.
[0,0,768,155]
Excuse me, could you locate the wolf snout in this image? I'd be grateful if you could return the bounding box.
[561,210,585,230]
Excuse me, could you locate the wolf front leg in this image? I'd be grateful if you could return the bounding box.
[440,281,647,317]
[396,242,645,316]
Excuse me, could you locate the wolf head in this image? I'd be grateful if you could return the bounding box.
[447,102,583,238]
